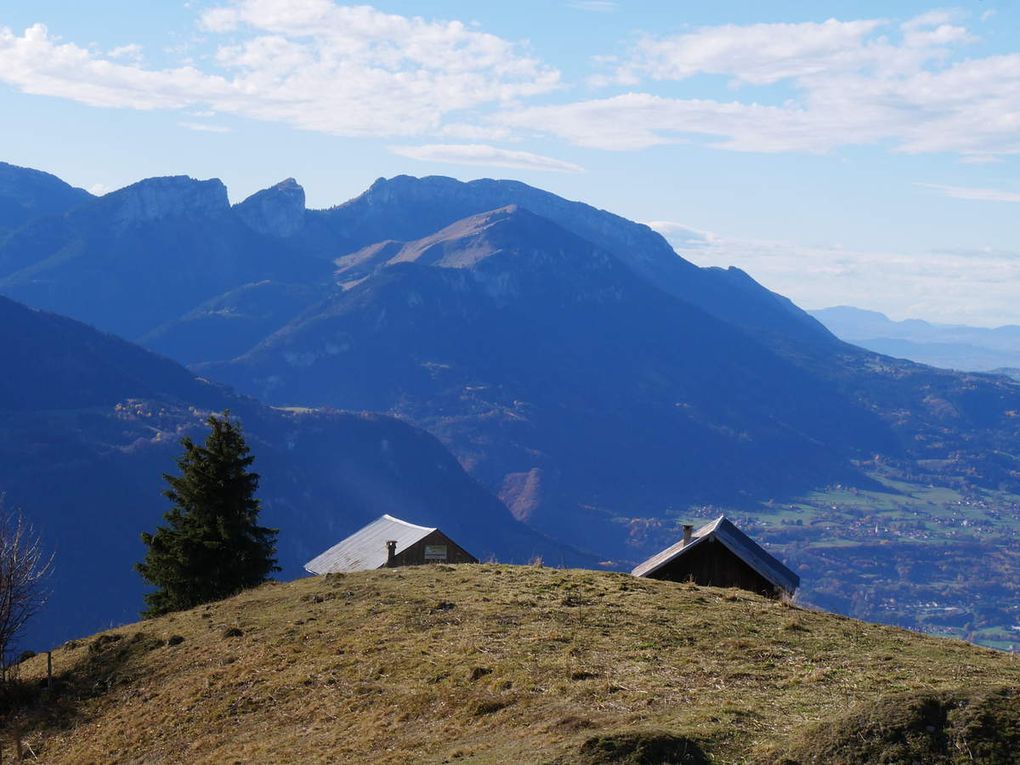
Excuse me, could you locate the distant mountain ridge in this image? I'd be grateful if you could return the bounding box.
[0,174,332,339]
[1,161,1018,564]
[813,305,1020,373]
[0,162,93,237]
[0,167,837,366]
[311,174,837,355]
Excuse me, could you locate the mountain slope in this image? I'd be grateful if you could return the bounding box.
[207,206,894,550]
[0,296,572,646]
[8,566,1019,763]
[0,168,839,368]
[0,293,211,410]
[314,175,837,354]
[140,280,333,365]
[0,175,332,339]
[0,162,93,238]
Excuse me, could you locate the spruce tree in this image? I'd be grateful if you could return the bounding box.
[136,412,278,617]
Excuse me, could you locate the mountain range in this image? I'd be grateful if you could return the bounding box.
[813,305,1020,376]
[1,161,1019,645]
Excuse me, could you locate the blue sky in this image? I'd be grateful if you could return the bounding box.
[1,1,1018,325]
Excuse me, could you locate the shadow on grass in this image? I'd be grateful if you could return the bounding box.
[552,730,711,765]
[0,630,165,742]
[761,686,1020,765]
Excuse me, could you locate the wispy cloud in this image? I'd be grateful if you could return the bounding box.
[178,121,232,133]
[645,221,717,246]
[504,12,1020,158]
[2,6,1019,163]
[107,43,143,63]
[918,183,1020,203]
[0,3,559,137]
[389,143,583,173]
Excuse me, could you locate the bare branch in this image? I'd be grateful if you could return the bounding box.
[0,496,54,672]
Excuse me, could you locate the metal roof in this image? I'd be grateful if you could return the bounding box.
[304,514,437,574]
[631,516,800,594]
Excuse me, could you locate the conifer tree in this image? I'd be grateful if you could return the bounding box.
[136,412,278,617]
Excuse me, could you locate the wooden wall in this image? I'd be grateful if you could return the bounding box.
[647,538,781,598]
[390,530,478,567]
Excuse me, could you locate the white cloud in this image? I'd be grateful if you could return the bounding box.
[505,13,1020,158]
[0,3,559,137]
[178,121,232,133]
[501,93,853,152]
[389,143,583,173]
[918,183,1020,203]
[0,24,225,110]
[646,221,717,246]
[107,43,143,63]
[612,19,888,86]
[653,222,1020,326]
[2,6,1019,162]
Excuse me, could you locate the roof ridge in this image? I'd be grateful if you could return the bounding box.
[380,514,436,531]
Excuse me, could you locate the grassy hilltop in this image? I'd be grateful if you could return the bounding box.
[4,565,1019,764]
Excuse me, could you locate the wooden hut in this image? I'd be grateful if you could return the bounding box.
[631,516,798,598]
[304,514,478,574]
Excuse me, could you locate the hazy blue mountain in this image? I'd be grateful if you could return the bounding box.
[0,162,93,239]
[234,177,307,238]
[205,206,895,550]
[309,175,837,355]
[0,175,332,340]
[1,162,1018,561]
[0,165,838,365]
[812,306,1020,373]
[141,281,332,365]
[0,295,573,648]
[210,204,1020,551]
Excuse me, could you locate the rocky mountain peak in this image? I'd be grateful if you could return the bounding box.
[234,178,306,237]
[103,176,229,225]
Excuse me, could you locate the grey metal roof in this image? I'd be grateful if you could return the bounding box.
[631,516,800,594]
[304,514,437,574]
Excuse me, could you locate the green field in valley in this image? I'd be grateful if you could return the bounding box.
[659,467,1020,651]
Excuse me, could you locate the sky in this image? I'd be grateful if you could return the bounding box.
[1,0,1019,326]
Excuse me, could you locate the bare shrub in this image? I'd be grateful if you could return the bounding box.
[0,501,54,676]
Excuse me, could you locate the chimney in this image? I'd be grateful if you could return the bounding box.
[386,540,397,567]
[682,524,693,546]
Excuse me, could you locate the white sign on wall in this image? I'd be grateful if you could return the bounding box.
[424,545,448,562]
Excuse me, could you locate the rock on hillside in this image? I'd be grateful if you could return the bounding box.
[8,565,1019,763]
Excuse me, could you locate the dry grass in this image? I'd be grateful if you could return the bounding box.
[3,564,1018,764]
